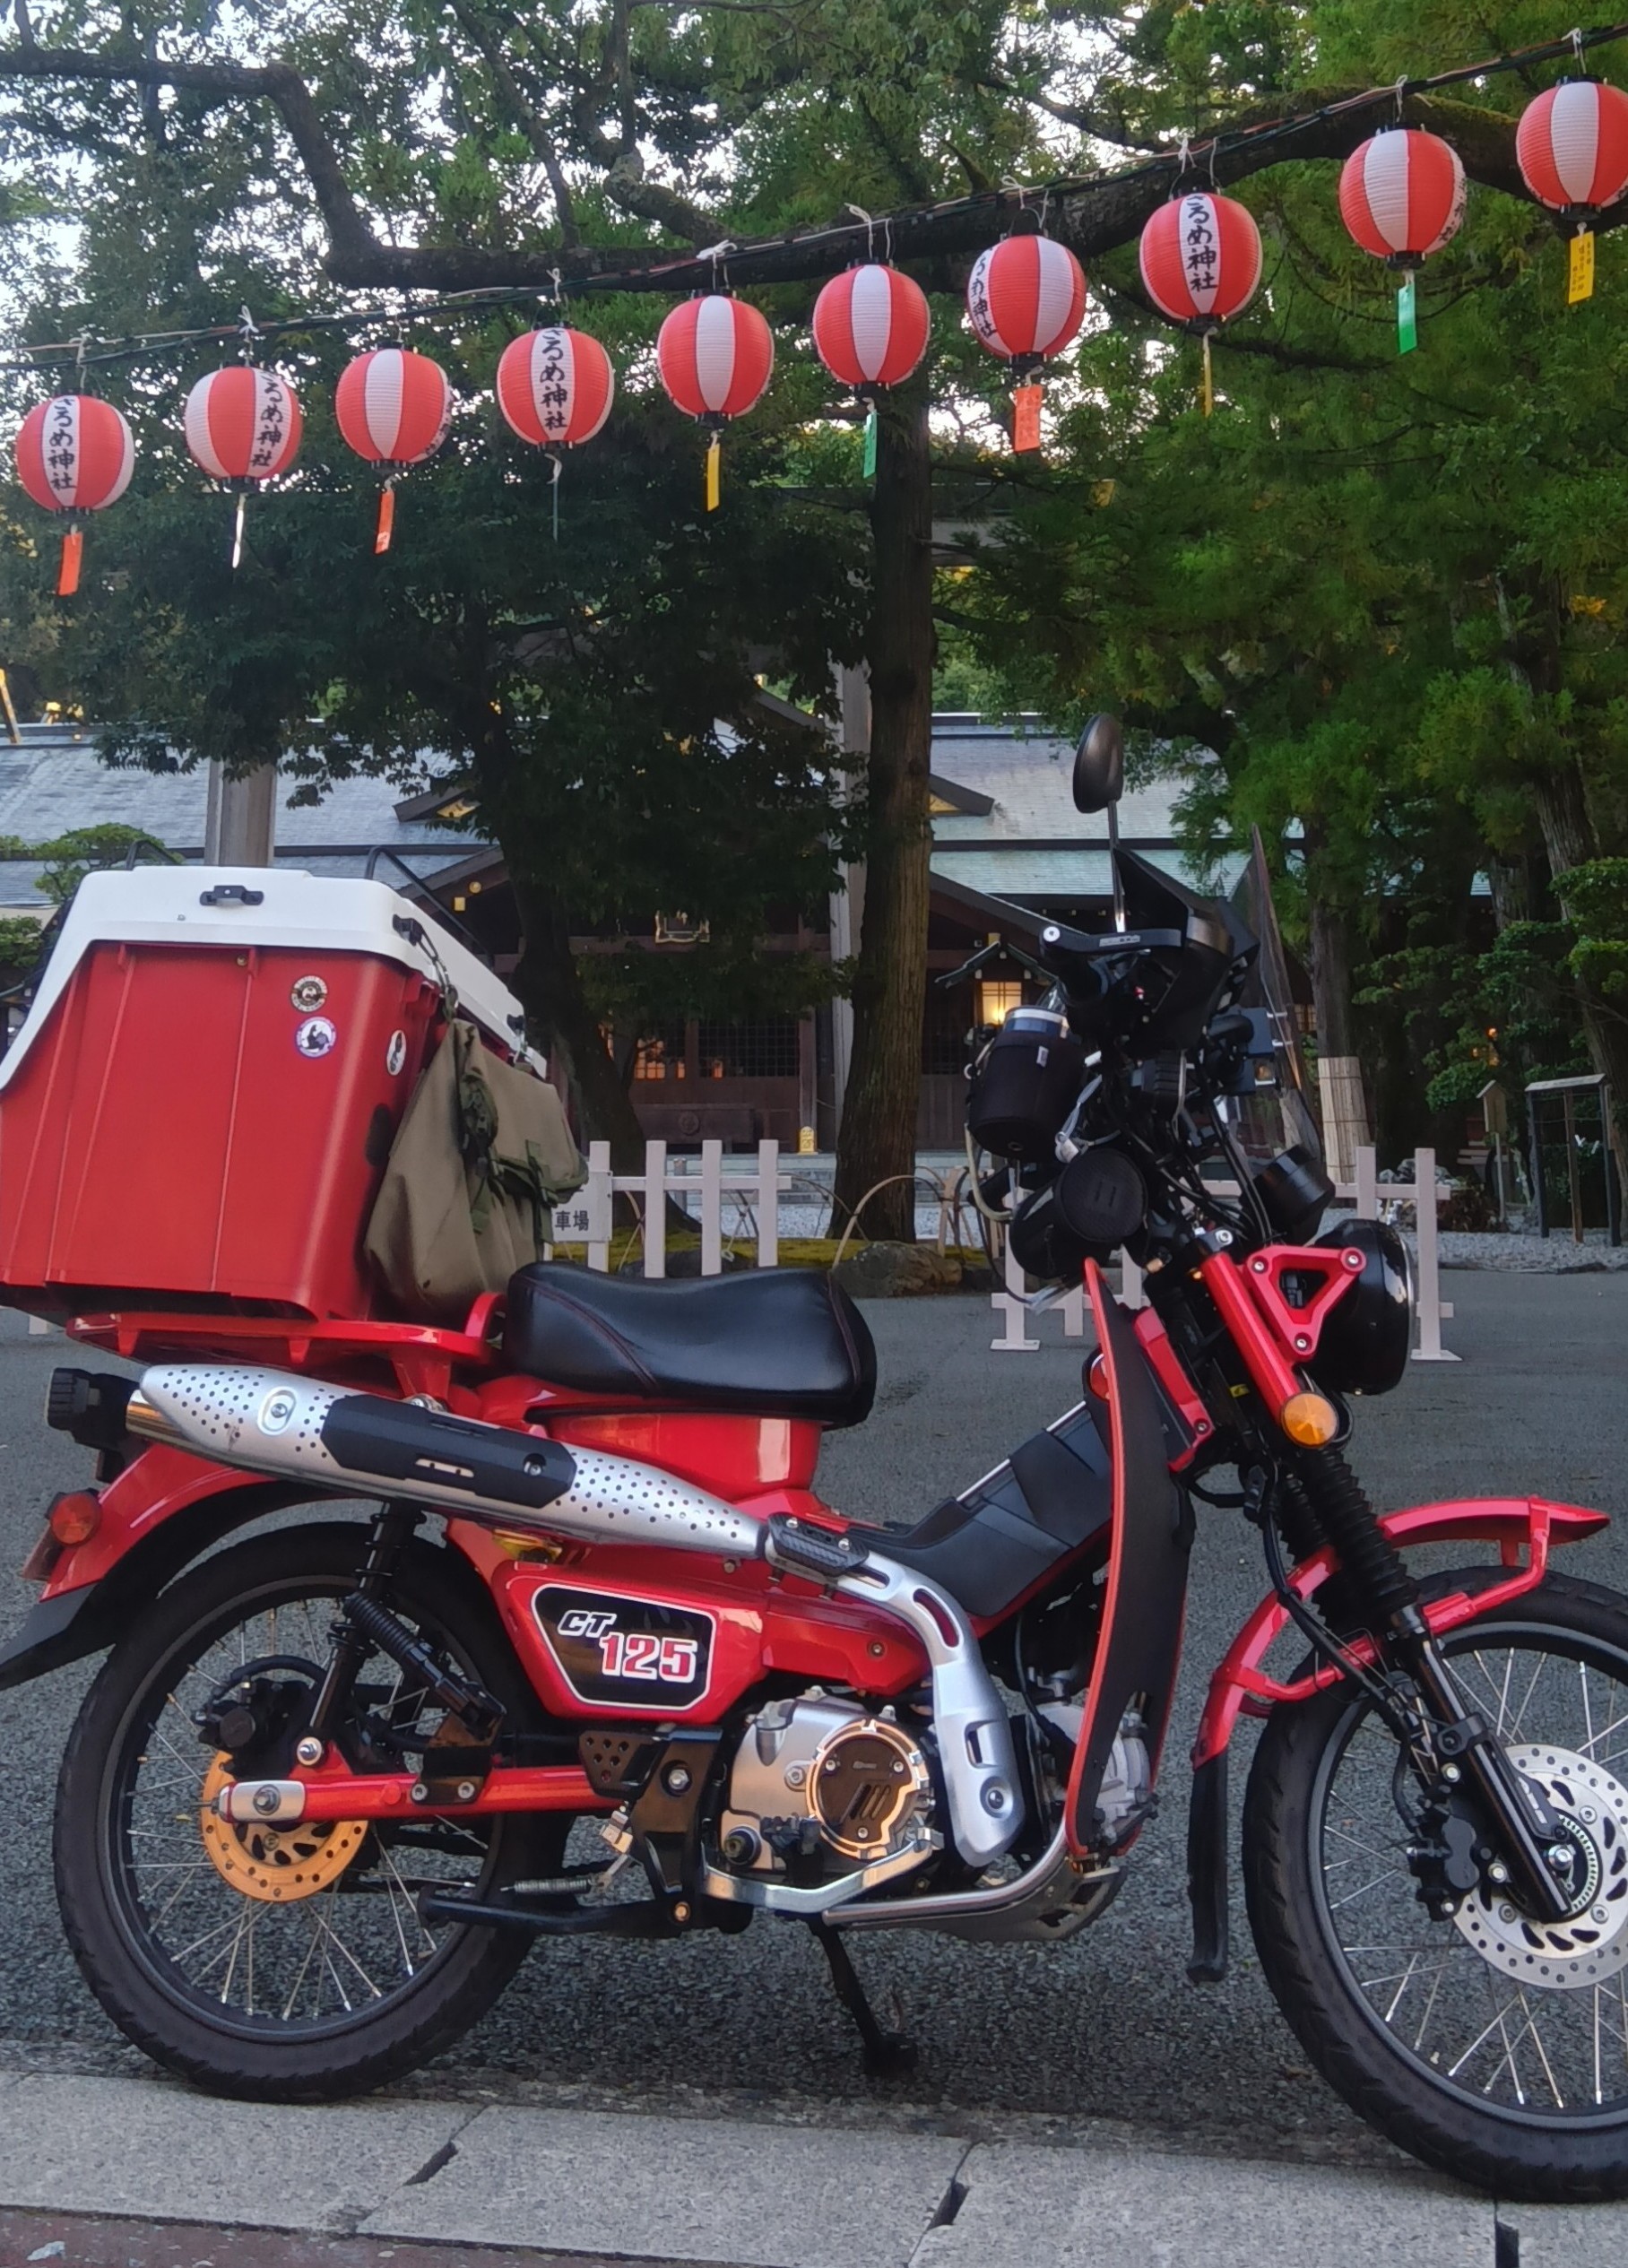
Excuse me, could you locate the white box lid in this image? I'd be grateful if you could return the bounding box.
[0,865,541,1092]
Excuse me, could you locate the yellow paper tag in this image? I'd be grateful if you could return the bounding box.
[1569,228,1596,305]
[704,433,721,512]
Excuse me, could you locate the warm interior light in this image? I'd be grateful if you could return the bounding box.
[1280,1392,1338,1447]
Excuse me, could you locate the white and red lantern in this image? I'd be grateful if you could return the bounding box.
[1139,190,1262,408]
[1338,129,1466,263]
[184,365,302,567]
[1517,79,1628,301]
[13,394,134,595]
[812,264,930,390]
[1139,192,1263,325]
[656,293,774,508]
[966,234,1086,454]
[335,347,453,555]
[1338,128,1466,352]
[496,327,615,450]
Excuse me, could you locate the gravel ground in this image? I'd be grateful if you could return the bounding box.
[0,1279,1625,2153]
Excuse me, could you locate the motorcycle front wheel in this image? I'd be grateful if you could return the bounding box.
[1245,1570,1628,2200]
[55,1522,568,2101]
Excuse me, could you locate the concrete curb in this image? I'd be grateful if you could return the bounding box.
[0,2066,1625,2266]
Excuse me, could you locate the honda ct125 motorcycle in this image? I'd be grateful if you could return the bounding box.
[4,723,1628,2202]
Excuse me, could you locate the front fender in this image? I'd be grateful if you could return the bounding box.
[0,1445,325,1689]
[1192,1495,1610,1770]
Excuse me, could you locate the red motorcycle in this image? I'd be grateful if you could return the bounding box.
[4,730,1628,2202]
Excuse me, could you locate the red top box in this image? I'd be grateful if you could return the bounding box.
[0,868,534,1324]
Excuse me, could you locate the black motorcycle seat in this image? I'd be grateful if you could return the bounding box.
[503,1264,878,1427]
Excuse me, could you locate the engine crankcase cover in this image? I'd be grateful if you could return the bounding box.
[810,1716,933,1860]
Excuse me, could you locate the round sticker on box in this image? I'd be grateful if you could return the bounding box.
[295,1016,337,1060]
[290,974,328,1012]
[385,1029,407,1077]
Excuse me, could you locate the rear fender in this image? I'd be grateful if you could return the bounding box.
[1192,1495,1611,1770]
[0,1445,335,1688]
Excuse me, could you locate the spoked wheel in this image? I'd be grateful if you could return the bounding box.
[55,1524,573,2101]
[1246,1571,1628,2200]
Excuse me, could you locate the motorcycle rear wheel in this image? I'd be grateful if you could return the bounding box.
[55,1522,566,2101]
[1246,1569,1628,2200]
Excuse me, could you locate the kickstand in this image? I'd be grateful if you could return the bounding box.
[810,1920,917,2077]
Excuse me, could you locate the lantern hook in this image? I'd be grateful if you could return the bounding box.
[1571,26,1587,74]
[72,327,94,389]
[237,306,262,362]
[697,238,736,290]
[845,203,877,262]
[1172,132,1192,195]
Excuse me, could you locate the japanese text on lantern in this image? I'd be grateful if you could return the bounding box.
[45,399,75,499]
[536,337,569,437]
[1182,195,1218,300]
[253,394,285,474]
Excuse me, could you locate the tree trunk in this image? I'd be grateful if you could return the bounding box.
[506,866,649,1172]
[1531,761,1628,1189]
[830,380,935,1244]
[1306,888,1357,1059]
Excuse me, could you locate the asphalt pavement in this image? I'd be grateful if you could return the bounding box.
[0,1275,1627,2174]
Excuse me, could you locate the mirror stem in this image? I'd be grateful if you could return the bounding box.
[1108,803,1126,932]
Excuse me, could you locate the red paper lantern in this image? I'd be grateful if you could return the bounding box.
[335,348,451,467]
[656,294,774,510]
[496,327,615,448]
[1517,79,1628,213]
[656,294,774,421]
[965,235,1086,367]
[1139,192,1263,325]
[1338,129,1466,263]
[15,394,134,515]
[13,394,134,595]
[812,264,931,389]
[184,365,302,482]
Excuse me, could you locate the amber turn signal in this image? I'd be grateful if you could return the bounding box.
[1279,1392,1339,1448]
[48,1491,100,1547]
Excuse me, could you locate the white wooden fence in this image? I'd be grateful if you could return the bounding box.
[990,1144,1458,1362]
[550,1138,1459,1364]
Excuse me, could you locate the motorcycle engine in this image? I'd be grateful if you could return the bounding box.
[718,1695,935,1878]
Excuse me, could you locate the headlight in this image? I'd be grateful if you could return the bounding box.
[1306,1219,1412,1397]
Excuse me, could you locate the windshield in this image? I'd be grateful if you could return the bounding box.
[1218,830,1325,1177]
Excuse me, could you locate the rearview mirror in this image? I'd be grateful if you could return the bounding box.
[1071,713,1125,815]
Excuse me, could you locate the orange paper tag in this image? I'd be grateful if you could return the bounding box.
[1012,384,1043,454]
[374,486,396,555]
[56,526,82,597]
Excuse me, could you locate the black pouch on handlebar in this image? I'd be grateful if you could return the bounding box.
[966,1008,1086,1164]
[1008,1147,1147,1281]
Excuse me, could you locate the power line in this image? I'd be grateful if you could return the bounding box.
[4,15,1628,372]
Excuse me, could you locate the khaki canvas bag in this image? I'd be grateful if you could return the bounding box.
[364,1018,585,1322]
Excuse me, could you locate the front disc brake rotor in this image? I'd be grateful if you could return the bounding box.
[1453,1744,1628,1990]
[198,1756,368,1904]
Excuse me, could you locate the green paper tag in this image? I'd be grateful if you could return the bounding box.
[862,404,878,480]
[1398,272,1418,356]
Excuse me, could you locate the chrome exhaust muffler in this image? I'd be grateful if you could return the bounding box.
[128,1363,765,1557]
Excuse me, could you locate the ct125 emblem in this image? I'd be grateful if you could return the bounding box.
[534,1586,713,1709]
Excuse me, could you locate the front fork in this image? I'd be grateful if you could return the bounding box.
[1277,1449,1573,1925]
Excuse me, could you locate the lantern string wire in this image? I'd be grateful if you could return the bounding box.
[4,13,1628,373]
